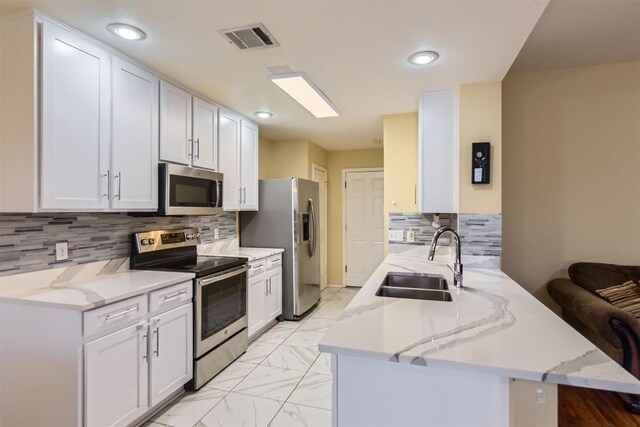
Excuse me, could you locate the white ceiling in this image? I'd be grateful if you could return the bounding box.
[510,0,640,72]
[1,0,549,150]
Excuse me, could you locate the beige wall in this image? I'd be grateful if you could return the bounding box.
[258,138,273,179]
[502,61,640,308]
[459,83,502,213]
[383,113,419,214]
[307,140,328,178]
[269,140,309,179]
[259,139,328,180]
[327,149,384,284]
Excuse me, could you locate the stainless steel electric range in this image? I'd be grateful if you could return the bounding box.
[130,228,248,390]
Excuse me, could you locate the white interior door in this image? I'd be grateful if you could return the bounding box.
[312,165,328,289]
[344,170,385,287]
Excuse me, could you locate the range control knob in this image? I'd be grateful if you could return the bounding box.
[186,234,193,240]
[141,239,149,246]
[194,233,201,239]
[148,238,155,244]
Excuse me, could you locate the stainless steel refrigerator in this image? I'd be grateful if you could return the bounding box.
[240,178,321,320]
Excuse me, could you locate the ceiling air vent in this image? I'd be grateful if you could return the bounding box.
[220,24,279,50]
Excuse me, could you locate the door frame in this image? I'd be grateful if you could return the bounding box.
[342,167,384,286]
[311,163,329,289]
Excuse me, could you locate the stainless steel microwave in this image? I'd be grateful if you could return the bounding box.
[159,163,223,215]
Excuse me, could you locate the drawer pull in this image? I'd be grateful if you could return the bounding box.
[253,263,264,269]
[163,290,187,301]
[105,306,138,321]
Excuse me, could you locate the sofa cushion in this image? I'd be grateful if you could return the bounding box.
[596,281,640,318]
[568,263,640,292]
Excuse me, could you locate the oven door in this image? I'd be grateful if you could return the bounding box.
[160,163,223,215]
[195,265,248,357]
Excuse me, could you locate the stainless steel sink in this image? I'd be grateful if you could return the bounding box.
[375,272,452,302]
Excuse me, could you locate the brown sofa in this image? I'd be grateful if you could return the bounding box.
[548,262,640,412]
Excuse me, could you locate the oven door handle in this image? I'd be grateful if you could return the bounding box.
[197,265,248,287]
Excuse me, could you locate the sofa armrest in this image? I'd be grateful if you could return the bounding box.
[548,278,640,351]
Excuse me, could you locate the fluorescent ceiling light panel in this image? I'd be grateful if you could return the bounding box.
[269,73,339,118]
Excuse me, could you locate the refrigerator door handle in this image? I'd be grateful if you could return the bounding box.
[309,198,318,258]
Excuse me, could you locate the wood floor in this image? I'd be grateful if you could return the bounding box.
[559,385,640,427]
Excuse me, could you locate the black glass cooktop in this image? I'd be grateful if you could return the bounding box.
[136,255,247,278]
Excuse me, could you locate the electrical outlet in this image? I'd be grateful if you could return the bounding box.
[406,230,415,243]
[56,242,68,261]
[214,228,219,239]
[388,230,403,242]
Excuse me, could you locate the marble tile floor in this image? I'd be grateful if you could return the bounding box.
[147,286,358,427]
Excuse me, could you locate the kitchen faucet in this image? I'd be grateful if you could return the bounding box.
[428,226,463,288]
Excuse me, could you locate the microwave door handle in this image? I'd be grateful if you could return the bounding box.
[218,181,223,208]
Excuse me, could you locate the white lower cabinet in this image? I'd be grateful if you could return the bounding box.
[149,304,193,406]
[84,289,193,427]
[248,255,283,339]
[248,273,268,337]
[265,268,283,321]
[84,323,149,427]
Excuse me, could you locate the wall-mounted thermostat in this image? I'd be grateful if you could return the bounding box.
[472,142,491,184]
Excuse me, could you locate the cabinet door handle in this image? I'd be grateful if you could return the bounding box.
[187,138,193,158]
[164,290,187,301]
[115,172,122,200]
[142,333,148,361]
[243,187,247,204]
[268,278,272,295]
[105,306,137,320]
[102,170,110,198]
[153,328,160,357]
[195,138,200,159]
[265,280,268,296]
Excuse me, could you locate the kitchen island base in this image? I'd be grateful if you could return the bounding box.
[332,354,557,427]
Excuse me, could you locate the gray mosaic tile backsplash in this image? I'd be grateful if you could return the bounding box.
[458,213,502,257]
[0,213,237,276]
[388,212,502,258]
[388,213,458,245]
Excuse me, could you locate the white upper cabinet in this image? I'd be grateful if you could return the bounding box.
[160,81,192,166]
[192,97,219,171]
[240,120,259,211]
[218,109,241,211]
[111,58,159,211]
[418,90,457,213]
[0,12,254,213]
[40,21,110,210]
[160,82,220,172]
[218,109,259,211]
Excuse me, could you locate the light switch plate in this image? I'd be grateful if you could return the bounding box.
[56,242,68,261]
[406,230,415,243]
[388,230,403,242]
[214,228,219,239]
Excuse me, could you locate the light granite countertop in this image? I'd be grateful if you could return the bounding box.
[198,242,284,262]
[0,258,194,311]
[319,252,640,395]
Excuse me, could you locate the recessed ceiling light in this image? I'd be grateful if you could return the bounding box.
[408,51,439,65]
[269,72,339,118]
[255,111,273,119]
[108,23,146,41]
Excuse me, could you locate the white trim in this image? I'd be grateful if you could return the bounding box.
[342,167,384,286]
[311,163,328,289]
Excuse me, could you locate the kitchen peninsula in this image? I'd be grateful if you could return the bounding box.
[319,253,640,426]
